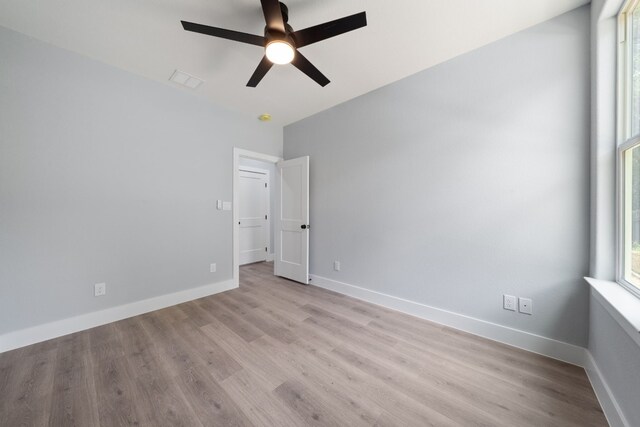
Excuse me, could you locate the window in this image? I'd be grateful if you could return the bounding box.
[619,0,640,297]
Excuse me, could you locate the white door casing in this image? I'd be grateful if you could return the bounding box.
[276,156,309,284]
[232,148,281,287]
[239,169,269,265]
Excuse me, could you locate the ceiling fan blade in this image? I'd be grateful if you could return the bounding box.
[247,56,274,87]
[291,51,330,87]
[292,12,367,48]
[260,0,286,33]
[181,21,265,46]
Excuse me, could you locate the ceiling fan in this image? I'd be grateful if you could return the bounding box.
[181,0,367,87]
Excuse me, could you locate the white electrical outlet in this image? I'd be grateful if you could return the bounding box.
[503,294,516,311]
[334,261,341,271]
[519,297,533,315]
[94,283,106,297]
[210,263,217,273]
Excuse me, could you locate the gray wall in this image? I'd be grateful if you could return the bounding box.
[589,296,640,426]
[0,26,282,334]
[284,7,591,346]
[238,157,278,255]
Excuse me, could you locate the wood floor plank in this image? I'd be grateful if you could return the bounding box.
[131,372,203,427]
[221,369,308,427]
[394,339,604,425]
[171,318,243,382]
[273,379,347,427]
[174,364,253,427]
[48,350,99,427]
[91,353,144,426]
[289,338,460,427]
[215,292,298,344]
[114,317,205,427]
[234,281,311,323]
[1,348,57,427]
[252,335,383,426]
[199,320,289,391]
[301,303,398,348]
[330,344,506,427]
[240,278,312,316]
[201,297,264,342]
[175,300,218,328]
[0,261,608,427]
[368,318,601,409]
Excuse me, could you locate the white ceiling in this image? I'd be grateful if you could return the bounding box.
[0,0,589,125]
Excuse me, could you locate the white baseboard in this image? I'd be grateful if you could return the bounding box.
[584,352,629,427]
[310,274,587,367]
[0,279,236,353]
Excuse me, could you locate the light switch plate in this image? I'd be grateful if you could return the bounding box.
[210,263,216,273]
[216,200,223,210]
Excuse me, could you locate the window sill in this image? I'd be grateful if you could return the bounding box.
[585,277,640,348]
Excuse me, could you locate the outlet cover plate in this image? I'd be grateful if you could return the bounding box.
[519,297,533,315]
[503,294,517,311]
[94,283,106,297]
[210,263,217,273]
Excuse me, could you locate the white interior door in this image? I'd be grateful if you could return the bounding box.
[276,156,309,284]
[239,170,268,265]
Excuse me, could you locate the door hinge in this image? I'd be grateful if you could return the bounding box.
[265,183,267,188]
[265,247,268,252]
[265,214,268,220]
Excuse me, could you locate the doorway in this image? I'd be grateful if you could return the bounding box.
[233,148,280,287]
[232,148,310,287]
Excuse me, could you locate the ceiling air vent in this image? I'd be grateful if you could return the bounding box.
[169,69,204,89]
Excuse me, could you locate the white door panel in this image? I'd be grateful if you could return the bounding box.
[239,170,268,265]
[276,156,309,284]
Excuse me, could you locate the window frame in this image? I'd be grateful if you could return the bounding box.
[616,0,640,298]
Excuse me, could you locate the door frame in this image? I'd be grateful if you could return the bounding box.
[238,166,271,265]
[233,148,281,287]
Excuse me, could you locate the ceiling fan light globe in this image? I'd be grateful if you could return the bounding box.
[265,41,295,65]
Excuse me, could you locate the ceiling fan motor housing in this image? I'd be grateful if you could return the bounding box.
[265,29,295,48]
[265,2,295,47]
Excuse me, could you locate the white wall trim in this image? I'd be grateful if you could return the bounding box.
[0,279,236,353]
[584,351,630,427]
[310,274,588,366]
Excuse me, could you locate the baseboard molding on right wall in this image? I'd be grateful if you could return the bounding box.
[310,274,587,366]
[584,352,629,427]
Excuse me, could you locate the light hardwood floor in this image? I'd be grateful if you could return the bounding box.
[0,262,607,426]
